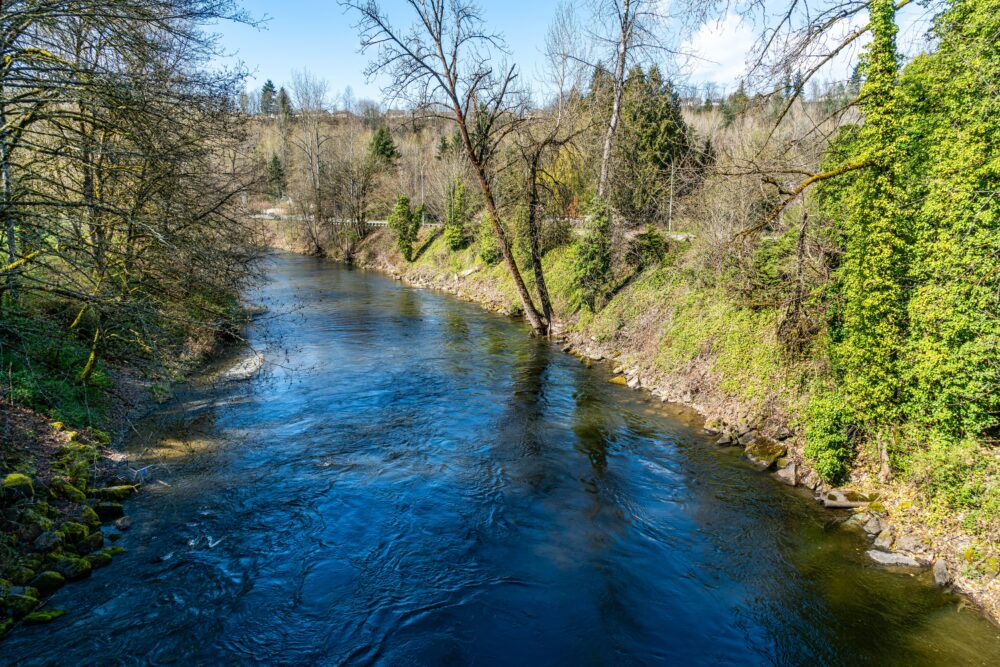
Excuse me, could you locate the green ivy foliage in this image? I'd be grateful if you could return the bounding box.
[388,195,418,261]
[574,199,613,311]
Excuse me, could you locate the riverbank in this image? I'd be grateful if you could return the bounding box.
[264,219,1000,626]
[0,305,253,638]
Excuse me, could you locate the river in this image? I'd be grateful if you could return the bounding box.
[4,253,999,665]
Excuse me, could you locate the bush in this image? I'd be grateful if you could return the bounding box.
[444,181,468,251]
[804,391,855,482]
[629,226,667,269]
[477,213,502,265]
[388,195,419,261]
[573,199,613,311]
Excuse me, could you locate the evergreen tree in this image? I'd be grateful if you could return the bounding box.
[276,86,292,119]
[260,79,277,115]
[444,180,467,250]
[574,199,613,311]
[369,126,400,164]
[388,195,418,261]
[267,154,286,198]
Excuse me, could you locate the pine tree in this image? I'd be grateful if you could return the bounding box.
[574,199,613,311]
[368,126,400,164]
[444,180,467,250]
[267,154,286,199]
[388,196,418,261]
[260,79,277,115]
[276,87,292,119]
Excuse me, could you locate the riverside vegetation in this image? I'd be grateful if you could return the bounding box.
[1,0,998,641]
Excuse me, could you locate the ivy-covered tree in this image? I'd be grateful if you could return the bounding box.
[276,86,292,120]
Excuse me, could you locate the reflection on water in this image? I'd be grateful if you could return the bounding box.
[4,254,999,666]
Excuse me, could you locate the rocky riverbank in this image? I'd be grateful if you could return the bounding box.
[0,406,135,635]
[266,223,999,627]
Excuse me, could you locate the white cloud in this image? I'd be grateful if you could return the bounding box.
[680,12,756,89]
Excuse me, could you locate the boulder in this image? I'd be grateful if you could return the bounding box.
[58,521,89,544]
[822,490,868,509]
[114,516,133,532]
[895,534,928,554]
[32,531,62,552]
[874,527,894,550]
[90,485,137,501]
[744,438,787,469]
[715,433,736,447]
[933,559,950,587]
[702,418,723,436]
[775,464,798,486]
[867,550,921,567]
[2,473,34,501]
[863,515,885,535]
[29,570,66,596]
[94,501,125,521]
[53,556,92,581]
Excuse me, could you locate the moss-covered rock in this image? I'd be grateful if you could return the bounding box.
[80,505,101,528]
[94,502,124,521]
[90,485,137,501]
[50,478,87,503]
[609,375,628,385]
[744,438,787,469]
[9,566,35,586]
[0,617,12,638]
[2,473,34,500]
[29,570,66,596]
[32,530,62,552]
[5,592,39,617]
[77,530,104,554]
[85,550,113,569]
[58,521,90,544]
[23,608,66,624]
[106,546,126,556]
[53,556,91,581]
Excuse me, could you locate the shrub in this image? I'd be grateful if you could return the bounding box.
[477,213,502,265]
[804,391,855,482]
[388,195,418,261]
[573,198,613,311]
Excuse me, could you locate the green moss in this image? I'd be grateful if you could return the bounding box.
[2,473,34,500]
[90,485,137,501]
[5,593,39,617]
[23,608,66,624]
[0,617,12,638]
[85,550,112,569]
[52,556,91,581]
[50,478,86,503]
[58,522,90,544]
[106,546,126,556]
[80,506,101,528]
[29,570,65,596]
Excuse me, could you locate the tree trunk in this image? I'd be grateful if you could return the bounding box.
[527,157,554,333]
[453,108,547,335]
[597,0,631,199]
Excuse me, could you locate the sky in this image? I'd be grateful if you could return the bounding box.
[213,0,934,105]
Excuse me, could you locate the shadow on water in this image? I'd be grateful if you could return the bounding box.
[3,253,999,666]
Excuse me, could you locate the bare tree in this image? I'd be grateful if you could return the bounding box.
[341,0,549,335]
[590,0,668,198]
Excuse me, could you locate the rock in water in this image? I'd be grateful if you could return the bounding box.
[867,550,921,567]
[775,464,797,486]
[863,515,885,535]
[933,559,951,587]
[874,528,894,550]
[744,438,787,469]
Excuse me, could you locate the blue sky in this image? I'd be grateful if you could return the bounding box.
[213,1,934,105]
[214,0,564,103]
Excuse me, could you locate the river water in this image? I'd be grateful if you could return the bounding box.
[5,253,999,665]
